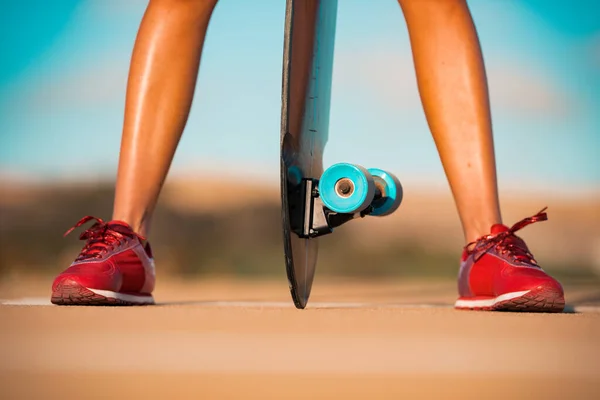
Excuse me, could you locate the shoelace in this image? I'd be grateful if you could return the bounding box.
[64,216,145,261]
[466,207,548,264]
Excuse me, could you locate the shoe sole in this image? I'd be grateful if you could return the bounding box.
[51,279,154,306]
[454,285,565,313]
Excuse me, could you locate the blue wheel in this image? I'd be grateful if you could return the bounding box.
[319,163,375,214]
[367,168,403,216]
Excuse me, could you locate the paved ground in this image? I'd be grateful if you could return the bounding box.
[1,276,599,399]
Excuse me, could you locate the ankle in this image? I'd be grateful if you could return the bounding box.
[464,220,501,246]
[111,213,151,237]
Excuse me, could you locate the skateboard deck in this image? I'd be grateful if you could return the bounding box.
[280,0,403,309]
[280,0,338,309]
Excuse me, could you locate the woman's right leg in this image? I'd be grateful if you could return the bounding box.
[113,0,219,237]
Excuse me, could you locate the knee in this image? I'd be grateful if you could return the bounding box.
[398,0,467,15]
[149,0,219,11]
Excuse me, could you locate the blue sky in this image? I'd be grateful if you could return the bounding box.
[0,0,598,192]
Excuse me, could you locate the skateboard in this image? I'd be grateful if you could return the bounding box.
[280,0,403,309]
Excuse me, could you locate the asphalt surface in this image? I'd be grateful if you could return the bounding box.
[1,276,599,399]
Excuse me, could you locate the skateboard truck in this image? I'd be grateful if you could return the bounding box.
[290,178,374,239]
[288,163,403,239]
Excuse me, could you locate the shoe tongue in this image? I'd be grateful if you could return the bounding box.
[106,220,145,242]
[107,220,134,231]
[491,224,510,234]
[108,220,130,226]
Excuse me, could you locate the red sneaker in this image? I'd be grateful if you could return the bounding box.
[455,208,565,312]
[51,216,155,306]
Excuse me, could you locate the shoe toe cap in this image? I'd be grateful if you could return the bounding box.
[500,266,563,295]
[52,262,122,292]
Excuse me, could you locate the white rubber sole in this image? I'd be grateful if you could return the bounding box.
[454,290,530,308]
[455,286,565,313]
[51,279,154,306]
[89,288,155,305]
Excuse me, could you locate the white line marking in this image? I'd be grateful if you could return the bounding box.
[0,297,53,306]
[1,297,599,313]
[0,299,448,308]
[162,301,453,309]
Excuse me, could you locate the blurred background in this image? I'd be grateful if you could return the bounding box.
[0,0,598,286]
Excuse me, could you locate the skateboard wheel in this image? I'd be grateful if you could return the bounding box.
[319,163,376,214]
[367,168,403,216]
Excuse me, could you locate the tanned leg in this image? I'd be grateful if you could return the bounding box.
[113,0,218,236]
[398,0,502,244]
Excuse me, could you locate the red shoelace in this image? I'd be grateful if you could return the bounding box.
[466,208,548,264]
[64,216,146,261]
